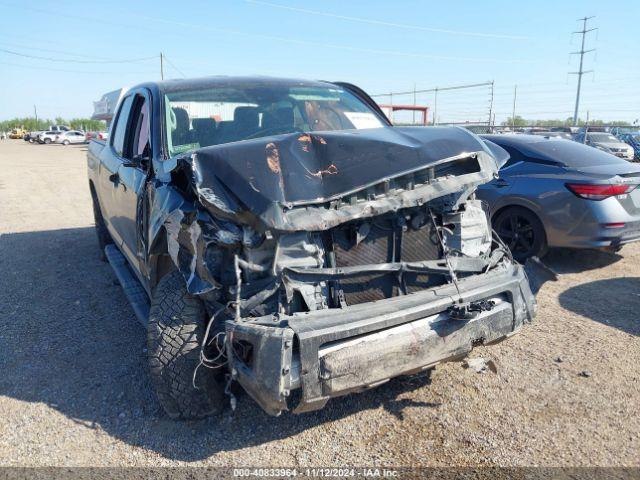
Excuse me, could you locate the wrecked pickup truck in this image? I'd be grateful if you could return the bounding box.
[87,76,537,419]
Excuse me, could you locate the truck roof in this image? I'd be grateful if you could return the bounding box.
[133,75,338,95]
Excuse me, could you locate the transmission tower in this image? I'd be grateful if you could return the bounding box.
[569,16,596,126]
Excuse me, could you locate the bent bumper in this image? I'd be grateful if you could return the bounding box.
[226,263,535,416]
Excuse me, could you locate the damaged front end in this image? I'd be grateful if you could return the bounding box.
[157,126,537,416]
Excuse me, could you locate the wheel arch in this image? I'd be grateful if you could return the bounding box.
[490,197,546,227]
[147,226,177,293]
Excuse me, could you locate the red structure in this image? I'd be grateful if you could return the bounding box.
[379,104,430,125]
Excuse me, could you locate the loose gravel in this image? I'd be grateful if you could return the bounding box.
[0,140,638,467]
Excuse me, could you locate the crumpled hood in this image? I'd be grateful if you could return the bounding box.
[191,126,492,208]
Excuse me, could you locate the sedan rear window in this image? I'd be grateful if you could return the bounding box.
[525,140,631,167]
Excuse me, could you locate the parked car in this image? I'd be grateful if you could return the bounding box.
[87,76,538,420]
[610,126,636,137]
[86,131,110,142]
[530,131,573,140]
[574,132,635,160]
[37,131,61,144]
[478,134,640,261]
[54,130,87,145]
[49,125,70,132]
[619,132,640,161]
[24,130,46,142]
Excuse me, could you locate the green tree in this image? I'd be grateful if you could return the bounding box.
[502,116,528,127]
[0,117,106,133]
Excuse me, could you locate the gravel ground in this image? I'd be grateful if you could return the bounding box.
[0,139,638,467]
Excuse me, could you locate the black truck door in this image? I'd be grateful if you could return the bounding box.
[97,94,135,246]
[103,91,152,278]
[115,92,152,275]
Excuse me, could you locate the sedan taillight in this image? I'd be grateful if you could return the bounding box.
[565,183,638,200]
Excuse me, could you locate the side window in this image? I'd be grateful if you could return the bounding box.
[126,95,151,162]
[111,95,135,157]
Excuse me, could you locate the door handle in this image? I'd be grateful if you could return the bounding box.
[108,172,120,185]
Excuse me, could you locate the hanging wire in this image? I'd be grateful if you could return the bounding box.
[0,47,157,64]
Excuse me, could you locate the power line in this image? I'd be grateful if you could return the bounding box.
[371,81,493,97]
[245,0,533,40]
[569,16,597,125]
[0,41,133,61]
[0,47,157,64]
[0,1,537,65]
[162,54,186,78]
[0,60,156,75]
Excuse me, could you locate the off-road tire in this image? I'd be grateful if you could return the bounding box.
[91,193,112,261]
[147,270,225,419]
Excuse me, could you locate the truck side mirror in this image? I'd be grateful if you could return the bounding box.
[123,153,150,169]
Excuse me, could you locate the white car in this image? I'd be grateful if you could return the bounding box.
[27,130,46,142]
[54,130,87,145]
[38,131,61,144]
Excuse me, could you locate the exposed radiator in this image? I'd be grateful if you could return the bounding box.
[332,218,441,305]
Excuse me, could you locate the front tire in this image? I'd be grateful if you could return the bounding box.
[147,271,225,419]
[62,140,70,145]
[493,206,547,262]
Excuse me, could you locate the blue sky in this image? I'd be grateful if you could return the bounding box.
[1,0,638,124]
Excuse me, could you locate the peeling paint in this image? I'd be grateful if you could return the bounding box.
[265,142,281,174]
[303,163,338,179]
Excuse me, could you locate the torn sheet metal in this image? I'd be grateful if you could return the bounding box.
[186,126,501,231]
[147,182,243,295]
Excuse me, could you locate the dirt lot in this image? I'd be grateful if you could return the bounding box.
[0,139,638,467]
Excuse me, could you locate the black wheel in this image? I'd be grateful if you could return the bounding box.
[44,138,51,144]
[147,270,225,419]
[494,207,547,262]
[62,140,70,145]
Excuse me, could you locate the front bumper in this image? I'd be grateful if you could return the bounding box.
[226,262,535,416]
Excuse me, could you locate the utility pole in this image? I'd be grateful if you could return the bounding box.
[488,81,494,129]
[412,83,416,124]
[511,85,517,129]
[433,87,438,126]
[160,52,164,80]
[33,105,38,128]
[569,16,596,126]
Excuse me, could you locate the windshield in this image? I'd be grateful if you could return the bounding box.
[587,133,618,143]
[163,82,386,157]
